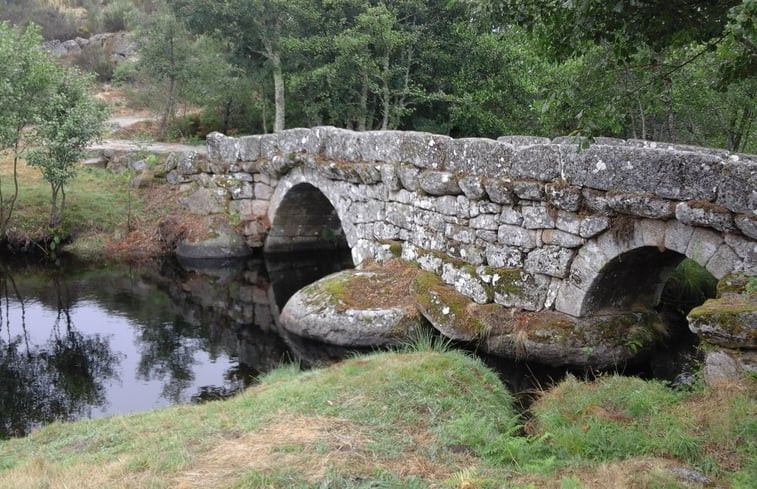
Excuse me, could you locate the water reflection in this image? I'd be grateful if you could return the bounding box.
[0,250,354,439]
[0,268,121,438]
[0,248,700,439]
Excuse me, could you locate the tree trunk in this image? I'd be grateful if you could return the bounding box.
[222,97,233,134]
[357,74,368,132]
[654,53,675,142]
[662,76,675,142]
[159,76,176,141]
[726,106,752,152]
[637,95,647,140]
[262,100,268,134]
[158,36,177,141]
[0,136,23,237]
[49,183,60,227]
[271,50,285,132]
[381,55,390,130]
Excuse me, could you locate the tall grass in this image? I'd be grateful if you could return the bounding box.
[399,326,453,353]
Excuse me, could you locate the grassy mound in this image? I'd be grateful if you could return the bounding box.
[1,349,754,489]
[0,350,518,488]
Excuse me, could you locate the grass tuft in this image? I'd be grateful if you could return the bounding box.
[400,326,453,353]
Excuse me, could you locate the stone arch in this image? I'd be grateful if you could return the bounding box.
[264,168,355,255]
[555,219,742,317]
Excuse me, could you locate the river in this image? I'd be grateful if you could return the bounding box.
[0,251,354,439]
[0,251,700,439]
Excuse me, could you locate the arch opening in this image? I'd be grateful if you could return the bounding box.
[264,183,349,254]
[582,246,719,381]
[583,247,686,314]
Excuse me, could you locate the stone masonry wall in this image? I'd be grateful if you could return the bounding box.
[164,127,757,317]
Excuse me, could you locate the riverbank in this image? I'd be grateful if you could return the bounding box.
[0,152,207,262]
[0,348,754,488]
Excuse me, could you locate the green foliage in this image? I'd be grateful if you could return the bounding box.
[470,0,757,147]
[747,277,757,294]
[26,68,109,226]
[0,21,59,237]
[660,259,718,315]
[131,2,243,139]
[446,25,544,138]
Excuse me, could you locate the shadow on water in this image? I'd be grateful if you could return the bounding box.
[0,250,707,438]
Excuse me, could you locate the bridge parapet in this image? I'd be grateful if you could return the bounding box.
[166,127,755,320]
[207,127,756,217]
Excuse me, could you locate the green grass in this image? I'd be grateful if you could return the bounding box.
[0,350,520,489]
[529,374,756,485]
[1,159,142,244]
[1,348,753,489]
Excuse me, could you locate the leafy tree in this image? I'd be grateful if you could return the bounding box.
[132,1,247,139]
[470,0,756,145]
[171,0,315,132]
[26,68,108,227]
[446,24,544,138]
[132,2,195,140]
[0,22,57,238]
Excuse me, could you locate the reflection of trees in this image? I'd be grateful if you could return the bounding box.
[0,268,120,439]
[190,362,259,404]
[133,317,203,404]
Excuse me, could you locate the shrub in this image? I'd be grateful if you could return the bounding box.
[101,0,138,32]
[112,58,138,85]
[70,44,114,82]
[1,1,79,40]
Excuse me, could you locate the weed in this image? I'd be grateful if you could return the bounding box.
[747,276,757,295]
[400,326,453,353]
[659,258,717,315]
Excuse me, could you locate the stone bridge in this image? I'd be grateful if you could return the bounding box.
[164,127,756,370]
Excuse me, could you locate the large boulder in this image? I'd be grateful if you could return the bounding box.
[412,270,667,368]
[687,295,757,349]
[279,260,426,347]
[175,217,252,261]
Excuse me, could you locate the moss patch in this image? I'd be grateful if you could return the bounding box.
[411,271,489,338]
[717,273,756,297]
[689,296,757,317]
[305,259,420,312]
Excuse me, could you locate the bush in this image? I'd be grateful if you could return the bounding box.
[101,0,138,32]
[1,1,79,40]
[659,258,718,315]
[70,44,114,82]
[112,59,138,85]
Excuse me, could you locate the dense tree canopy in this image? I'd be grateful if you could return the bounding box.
[5,0,744,151]
[160,0,755,150]
[469,0,756,148]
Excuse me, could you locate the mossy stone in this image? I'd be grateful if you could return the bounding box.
[688,295,757,349]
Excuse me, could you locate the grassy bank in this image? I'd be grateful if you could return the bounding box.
[0,153,178,260]
[0,349,754,489]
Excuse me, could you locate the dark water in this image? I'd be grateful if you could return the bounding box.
[0,251,701,439]
[0,251,355,439]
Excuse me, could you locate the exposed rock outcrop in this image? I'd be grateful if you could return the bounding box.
[279,262,425,347]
